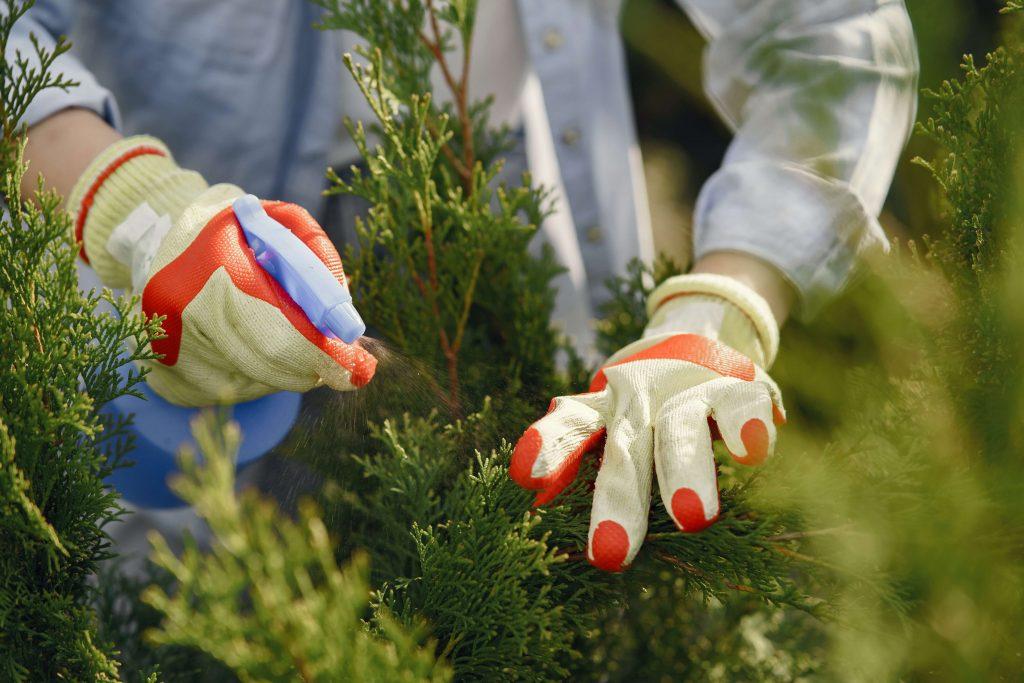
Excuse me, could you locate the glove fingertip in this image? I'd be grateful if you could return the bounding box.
[588,520,631,572]
[731,417,771,466]
[532,487,558,507]
[510,427,544,489]
[348,350,377,387]
[321,340,377,389]
[670,487,718,533]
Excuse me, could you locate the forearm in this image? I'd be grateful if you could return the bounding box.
[22,108,122,203]
[680,0,918,317]
[691,251,793,327]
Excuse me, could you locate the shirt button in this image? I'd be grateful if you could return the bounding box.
[585,225,603,244]
[561,126,581,147]
[542,27,564,51]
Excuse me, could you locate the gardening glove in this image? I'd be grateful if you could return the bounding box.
[68,135,376,406]
[510,273,785,572]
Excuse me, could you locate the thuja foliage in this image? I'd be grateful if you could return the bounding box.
[140,413,449,682]
[0,1,158,678]
[316,0,562,413]
[0,0,71,168]
[81,2,1024,679]
[913,8,1024,455]
[590,6,1024,678]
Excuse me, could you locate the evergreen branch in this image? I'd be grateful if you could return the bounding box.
[424,115,471,179]
[415,188,441,293]
[419,16,458,106]
[409,186,460,411]
[142,413,451,681]
[655,551,758,594]
[771,545,843,572]
[0,2,77,167]
[765,524,856,542]
[451,248,484,355]
[1,5,160,675]
[422,0,475,195]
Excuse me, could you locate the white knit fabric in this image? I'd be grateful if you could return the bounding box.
[143,185,367,406]
[513,273,786,571]
[107,202,172,292]
[646,273,779,366]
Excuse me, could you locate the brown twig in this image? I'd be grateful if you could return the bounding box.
[557,545,757,595]
[454,28,474,195]
[409,241,461,416]
[408,260,430,299]
[409,1,481,416]
[440,249,485,416]
[766,524,855,543]
[425,116,471,179]
[29,282,45,356]
[415,189,462,415]
[421,204,440,293]
[451,249,484,354]
[771,545,844,572]
[422,13,460,98]
[420,0,476,195]
[655,552,757,594]
[291,653,315,683]
[557,550,588,563]
[556,543,760,596]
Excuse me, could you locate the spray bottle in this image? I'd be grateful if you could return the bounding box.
[101,195,365,508]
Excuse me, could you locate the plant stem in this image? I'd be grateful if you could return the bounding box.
[451,249,484,354]
[415,185,463,415]
[421,0,476,195]
[425,116,471,179]
[412,2,482,415]
[655,552,757,594]
[771,545,843,572]
[766,524,855,543]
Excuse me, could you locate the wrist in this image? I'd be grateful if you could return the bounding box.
[23,108,122,204]
[67,135,208,287]
[643,273,780,368]
[691,251,794,326]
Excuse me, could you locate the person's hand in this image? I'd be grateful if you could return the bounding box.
[510,274,785,571]
[68,136,375,406]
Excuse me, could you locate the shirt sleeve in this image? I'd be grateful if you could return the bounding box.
[5,1,120,129]
[675,0,918,317]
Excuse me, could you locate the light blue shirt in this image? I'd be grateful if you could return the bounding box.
[10,0,918,331]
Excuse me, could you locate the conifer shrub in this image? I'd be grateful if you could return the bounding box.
[7,0,1024,680]
[141,413,450,682]
[0,1,158,678]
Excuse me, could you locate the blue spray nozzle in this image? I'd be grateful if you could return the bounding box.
[232,194,366,344]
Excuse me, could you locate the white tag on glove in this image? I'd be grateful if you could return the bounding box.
[107,202,173,292]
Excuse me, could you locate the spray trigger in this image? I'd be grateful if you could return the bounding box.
[233,194,365,344]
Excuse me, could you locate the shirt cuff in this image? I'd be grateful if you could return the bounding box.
[692,160,889,319]
[16,25,120,129]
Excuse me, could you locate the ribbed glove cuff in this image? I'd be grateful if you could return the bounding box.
[68,135,208,288]
[646,274,780,368]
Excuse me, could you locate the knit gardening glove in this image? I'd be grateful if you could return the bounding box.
[68,136,376,406]
[510,273,785,572]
